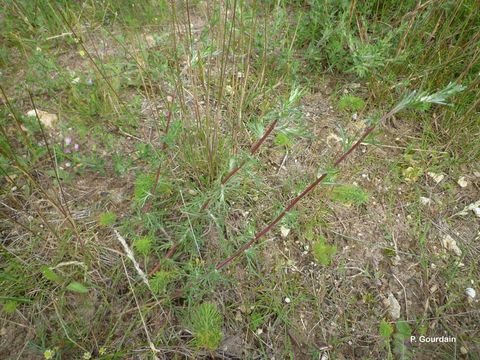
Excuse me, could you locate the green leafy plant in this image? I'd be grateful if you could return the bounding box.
[134,173,172,206]
[393,320,412,360]
[133,236,153,257]
[274,132,294,148]
[40,266,63,284]
[338,95,365,112]
[66,281,89,294]
[134,174,156,205]
[379,319,394,359]
[312,236,337,266]
[3,300,17,314]
[190,302,223,350]
[331,184,369,205]
[98,211,117,226]
[150,271,173,294]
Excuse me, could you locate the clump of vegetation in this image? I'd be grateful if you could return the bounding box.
[98,211,117,226]
[312,236,337,266]
[150,271,174,295]
[331,184,369,205]
[133,236,153,257]
[338,95,365,112]
[190,302,223,351]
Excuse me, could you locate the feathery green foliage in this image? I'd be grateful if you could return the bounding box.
[312,236,337,266]
[190,302,223,351]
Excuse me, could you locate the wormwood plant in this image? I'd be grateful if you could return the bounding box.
[216,82,464,269]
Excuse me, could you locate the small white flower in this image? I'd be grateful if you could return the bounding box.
[284,297,291,304]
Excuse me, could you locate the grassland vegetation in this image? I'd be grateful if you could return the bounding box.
[1,0,479,359]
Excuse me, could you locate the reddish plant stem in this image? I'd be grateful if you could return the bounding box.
[216,110,397,270]
[143,103,174,214]
[148,242,179,276]
[250,119,278,155]
[201,119,278,208]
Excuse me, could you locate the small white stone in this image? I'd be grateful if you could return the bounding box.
[441,234,462,256]
[473,207,480,218]
[427,172,445,184]
[457,176,468,188]
[280,226,290,238]
[466,288,476,299]
[420,196,432,205]
[386,293,401,320]
[284,297,291,304]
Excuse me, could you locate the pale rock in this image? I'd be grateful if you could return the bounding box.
[427,172,445,184]
[326,133,341,145]
[280,226,290,238]
[441,234,462,256]
[26,109,58,128]
[465,287,476,299]
[144,34,155,47]
[457,176,468,188]
[455,200,480,218]
[474,207,480,218]
[386,293,401,320]
[420,196,432,205]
